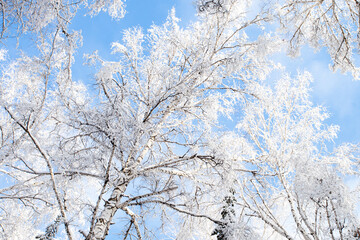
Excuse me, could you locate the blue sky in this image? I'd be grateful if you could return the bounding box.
[274,46,360,145]
[70,0,196,77]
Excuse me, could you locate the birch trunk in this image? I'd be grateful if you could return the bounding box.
[88,180,129,240]
[88,123,158,239]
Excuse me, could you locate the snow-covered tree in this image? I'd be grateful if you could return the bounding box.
[208,72,360,239]
[0,0,126,39]
[0,0,359,239]
[212,189,237,240]
[273,0,360,79]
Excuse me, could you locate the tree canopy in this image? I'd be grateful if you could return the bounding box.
[0,0,359,239]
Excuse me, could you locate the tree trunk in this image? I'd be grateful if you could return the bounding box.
[88,180,129,240]
[88,135,156,239]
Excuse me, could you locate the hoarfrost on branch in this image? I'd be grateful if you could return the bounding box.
[0,0,359,239]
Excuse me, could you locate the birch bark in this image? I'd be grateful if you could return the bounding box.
[88,134,156,239]
[89,180,129,240]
